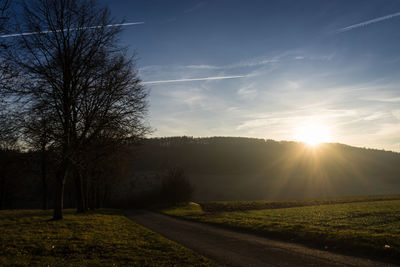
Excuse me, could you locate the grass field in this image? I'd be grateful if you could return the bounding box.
[198,194,400,212]
[0,209,217,266]
[162,197,400,263]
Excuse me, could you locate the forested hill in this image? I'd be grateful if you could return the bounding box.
[132,137,400,201]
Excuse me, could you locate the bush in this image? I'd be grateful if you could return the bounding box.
[160,168,194,205]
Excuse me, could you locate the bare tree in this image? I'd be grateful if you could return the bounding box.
[0,0,18,209]
[0,0,9,33]
[0,0,12,89]
[10,0,149,219]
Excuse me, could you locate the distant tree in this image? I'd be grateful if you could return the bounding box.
[72,132,136,211]
[8,0,149,219]
[23,107,55,210]
[80,136,136,209]
[160,168,194,205]
[0,112,19,210]
[0,102,19,207]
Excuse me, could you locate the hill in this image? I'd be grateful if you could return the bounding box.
[130,137,400,201]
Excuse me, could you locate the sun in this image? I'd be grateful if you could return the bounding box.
[295,124,332,146]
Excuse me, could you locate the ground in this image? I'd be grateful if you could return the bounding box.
[128,210,397,267]
[0,209,217,266]
[162,197,400,263]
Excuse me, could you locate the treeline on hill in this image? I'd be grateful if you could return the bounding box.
[131,137,400,201]
[3,136,400,208]
[0,148,134,210]
[0,147,193,210]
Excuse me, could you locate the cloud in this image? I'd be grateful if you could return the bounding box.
[184,2,207,14]
[142,75,246,85]
[237,84,258,100]
[140,51,400,151]
[337,11,400,33]
[185,58,278,70]
[0,22,144,38]
[166,17,177,23]
[367,97,400,103]
[363,112,389,121]
[147,62,400,151]
[392,110,400,120]
[184,53,335,71]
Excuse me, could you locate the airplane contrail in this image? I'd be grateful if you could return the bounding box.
[337,11,400,33]
[142,75,246,85]
[0,22,144,38]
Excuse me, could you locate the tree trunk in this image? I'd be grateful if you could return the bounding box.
[95,177,100,209]
[75,171,86,213]
[41,150,48,210]
[53,163,68,220]
[84,174,89,210]
[53,175,65,220]
[88,177,94,210]
[0,175,5,210]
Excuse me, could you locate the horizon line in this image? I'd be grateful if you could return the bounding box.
[146,135,399,153]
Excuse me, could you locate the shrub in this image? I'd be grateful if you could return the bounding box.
[160,168,194,205]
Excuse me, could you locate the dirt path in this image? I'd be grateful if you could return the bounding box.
[126,210,396,267]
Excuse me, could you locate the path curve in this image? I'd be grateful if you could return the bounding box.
[126,210,396,267]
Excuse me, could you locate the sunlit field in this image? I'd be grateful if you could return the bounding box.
[0,209,216,266]
[198,195,400,212]
[163,197,400,262]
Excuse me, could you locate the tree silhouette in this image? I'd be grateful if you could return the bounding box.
[8,0,148,219]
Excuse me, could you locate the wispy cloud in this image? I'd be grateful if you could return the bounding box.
[143,75,246,85]
[184,53,335,71]
[184,2,206,14]
[185,58,278,70]
[0,22,144,38]
[147,60,400,151]
[337,11,400,33]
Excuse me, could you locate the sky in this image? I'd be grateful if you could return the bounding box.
[101,0,400,152]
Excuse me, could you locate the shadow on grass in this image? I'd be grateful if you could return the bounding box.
[72,209,121,216]
[0,208,121,222]
[0,210,52,220]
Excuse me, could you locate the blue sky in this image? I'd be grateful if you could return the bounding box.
[102,0,400,151]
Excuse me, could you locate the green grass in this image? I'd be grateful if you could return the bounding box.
[163,199,400,263]
[0,209,217,266]
[198,194,400,212]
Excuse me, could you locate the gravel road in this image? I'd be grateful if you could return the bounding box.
[126,210,397,267]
